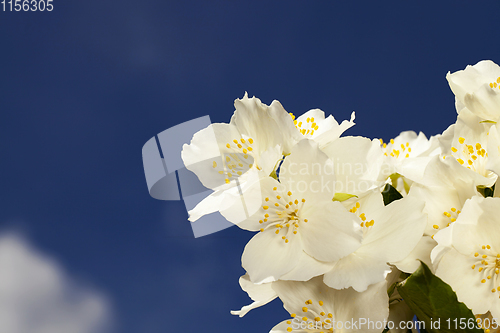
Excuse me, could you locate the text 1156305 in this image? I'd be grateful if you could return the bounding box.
[2,0,53,11]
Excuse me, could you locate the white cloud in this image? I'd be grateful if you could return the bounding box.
[0,233,112,333]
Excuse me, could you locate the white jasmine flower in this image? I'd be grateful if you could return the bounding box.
[224,139,363,284]
[181,93,290,222]
[441,108,497,187]
[447,60,500,121]
[377,131,441,190]
[292,109,356,147]
[269,107,356,150]
[269,276,389,333]
[408,155,480,236]
[323,192,426,292]
[433,196,500,319]
[182,94,357,223]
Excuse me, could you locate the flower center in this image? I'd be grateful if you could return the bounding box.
[286,299,334,332]
[380,139,412,159]
[349,201,375,230]
[489,77,500,90]
[450,137,487,172]
[471,244,500,296]
[290,113,319,136]
[225,138,254,155]
[212,138,256,184]
[212,152,254,184]
[432,207,461,230]
[259,189,307,244]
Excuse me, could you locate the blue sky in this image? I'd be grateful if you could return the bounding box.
[1,1,499,332]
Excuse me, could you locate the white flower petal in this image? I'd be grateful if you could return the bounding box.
[463,85,500,121]
[345,189,385,214]
[408,183,470,236]
[447,108,497,186]
[447,60,500,120]
[334,281,389,333]
[182,123,246,190]
[267,100,305,154]
[322,136,384,194]
[323,195,425,291]
[362,196,426,263]
[323,251,391,292]
[187,190,225,222]
[453,197,500,255]
[218,170,268,228]
[242,228,302,284]
[433,196,500,318]
[332,280,389,332]
[231,299,274,318]
[312,111,356,148]
[231,274,277,317]
[430,221,455,266]
[438,123,455,154]
[300,201,362,262]
[487,124,500,177]
[378,131,440,185]
[272,277,389,333]
[436,248,494,316]
[397,156,435,184]
[393,236,437,274]
[279,139,336,204]
[230,93,282,155]
[259,145,285,176]
[280,251,335,282]
[238,273,276,302]
[271,276,328,317]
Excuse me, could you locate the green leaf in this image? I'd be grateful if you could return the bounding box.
[396,262,482,333]
[382,184,403,206]
[477,184,495,198]
[332,193,358,202]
